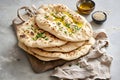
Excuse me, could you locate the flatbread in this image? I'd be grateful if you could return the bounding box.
[16,17,67,48]
[42,37,95,52]
[29,37,95,60]
[42,41,86,52]
[31,43,91,60]
[36,4,93,41]
[18,42,59,61]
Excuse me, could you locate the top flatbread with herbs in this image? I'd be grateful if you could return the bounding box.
[16,17,67,48]
[36,4,93,42]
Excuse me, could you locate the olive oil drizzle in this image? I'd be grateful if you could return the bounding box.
[63,12,83,28]
[50,11,83,34]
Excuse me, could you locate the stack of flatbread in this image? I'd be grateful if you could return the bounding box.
[16,4,95,63]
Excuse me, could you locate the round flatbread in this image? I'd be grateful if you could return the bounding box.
[31,44,91,60]
[17,17,67,48]
[29,37,95,60]
[36,4,93,42]
[18,42,59,61]
[42,41,86,52]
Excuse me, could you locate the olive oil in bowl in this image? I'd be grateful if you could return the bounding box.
[76,0,95,15]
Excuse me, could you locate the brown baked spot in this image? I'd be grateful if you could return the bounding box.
[30,31,34,36]
[20,34,26,38]
[26,23,29,25]
[35,22,38,27]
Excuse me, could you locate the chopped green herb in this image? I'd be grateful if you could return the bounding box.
[61,16,65,20]
[64,31,67,34]
[31,24,34,27]
[51,13,58,18]
[65,23,70,28]
[59,27,62,31]
[75,22,78,24]
[45,37,49,40]
[54,15,58,18]
[43,36,47,38]
[33,32,46,40]
[74,25,80,30]
[36,32,44,38]
[57,22,61,25]
[32,37,37,40]
[72,25,81,33]
[44,15,49,19]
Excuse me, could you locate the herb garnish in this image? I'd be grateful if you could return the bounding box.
[36,32,45,38]
[45,37,49,40]
[74,25,80,30]
[61,16,65,20]
[71,25,81,33]
[44,15,49,19]
[33,32,48,40]
[64,31,67,34]
[59,27,63,31]
[65,23,70,28]
[57,22,61,26]
[31,24,34,27]
[51,13,58,19]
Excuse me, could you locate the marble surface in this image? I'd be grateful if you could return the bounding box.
[0,0,120,80]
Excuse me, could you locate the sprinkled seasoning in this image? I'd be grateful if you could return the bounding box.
[59,27,63,31]
[57,22,61,25]
[65,23,70,28]
[93,12,105,21]
[49,11,84,35]
[61,16,65,20]
[64,31,67,34]
[32,32,48,40]
[45,37,49,40]
[31,24,34,27]
[92,11,107,24]
[36,32,45,38]
[44,15,49,19]
[74,25,81,32]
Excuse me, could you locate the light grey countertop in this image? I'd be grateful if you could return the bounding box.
[0,0,120,80]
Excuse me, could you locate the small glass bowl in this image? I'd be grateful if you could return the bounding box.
[92,11,107,24]
[76,0,95,15]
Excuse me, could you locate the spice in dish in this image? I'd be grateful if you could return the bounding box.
[93,11,105,21]
[92,11,107,24]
